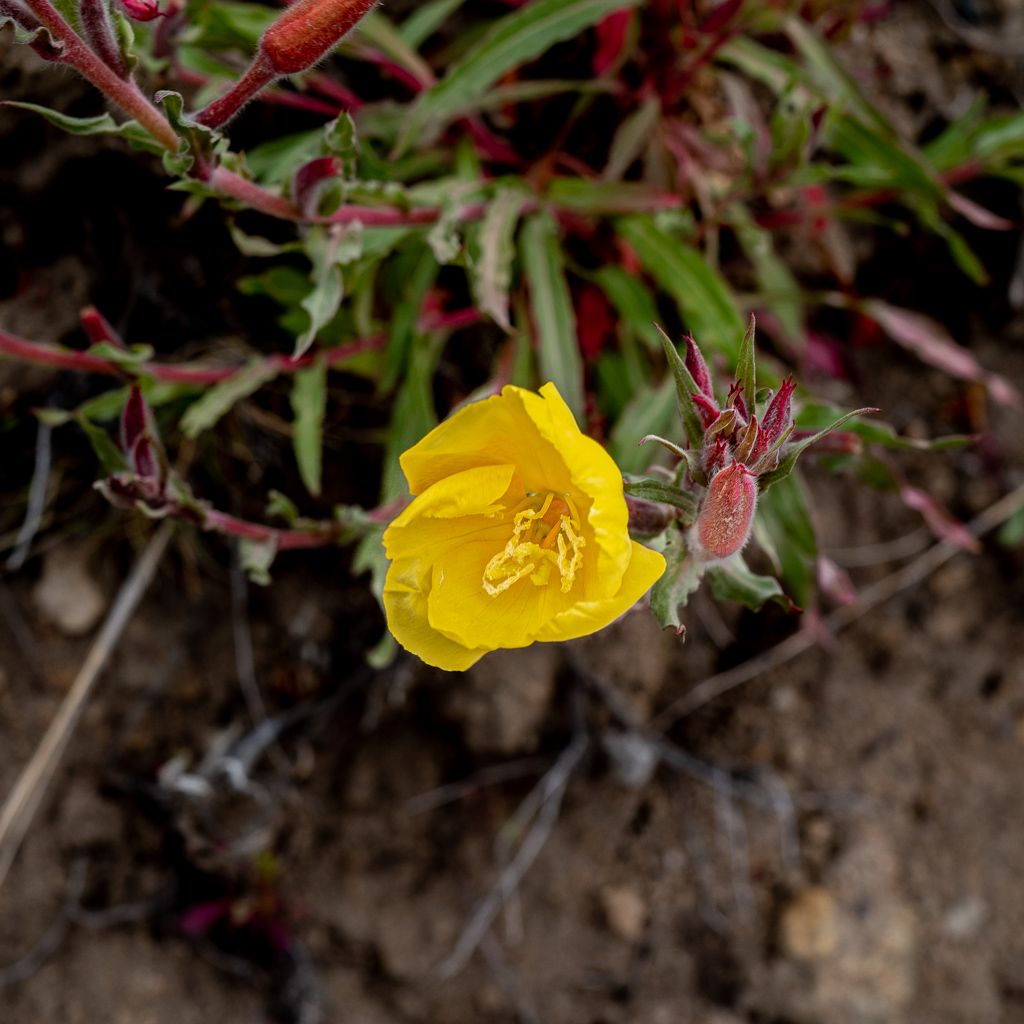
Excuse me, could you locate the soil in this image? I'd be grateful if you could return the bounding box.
[3,3,1024,1023]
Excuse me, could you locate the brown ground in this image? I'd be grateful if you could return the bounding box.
[4,3,1024,1023]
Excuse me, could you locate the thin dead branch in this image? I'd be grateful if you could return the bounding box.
[0,521,174,892]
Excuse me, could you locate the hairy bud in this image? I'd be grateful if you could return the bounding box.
[695,462,757,560]
[761,375,796,444]
[260,0,378,75]
[684,333,714,400]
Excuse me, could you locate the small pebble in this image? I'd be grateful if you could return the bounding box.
[599,884,647,942]
[780,886,840,960]
[33,546,106,636]
[942,897,987,940]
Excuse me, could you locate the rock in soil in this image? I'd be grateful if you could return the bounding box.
[32,546,106,637]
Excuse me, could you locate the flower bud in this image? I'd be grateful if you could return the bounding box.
[116,0,162,21]
[695,462,757,560]
[691,391,720,429]
[260,0,378,76]
[684,333,714,399]
[761,375,795,444]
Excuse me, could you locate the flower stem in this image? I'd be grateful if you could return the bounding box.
[0,325,385,385]
[20,0,178,150]
[193,52,278,128]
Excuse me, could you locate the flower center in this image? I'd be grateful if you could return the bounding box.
[482,491,585,597]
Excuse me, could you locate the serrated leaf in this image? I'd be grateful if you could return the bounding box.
[623,477,700,523]
[649,524,702,632]
[181,359,280,437]
[655,323,705,450]
[0,101,164,155]
[403,0,640,146]
[290,357,327,496]
[155,90,226,176]
[472,187,526,330]
[618,216,745,360]
[520,212,584,422]
[706,554,793,613]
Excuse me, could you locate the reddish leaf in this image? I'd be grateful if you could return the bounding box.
[817,556,857,605]
[900,486,981,553]
[592,8,631,74]
[121,384,148,453]
[947,191,1014,231]
[696,0,741,34]
[80,306,125,348]
[575,285,614,361]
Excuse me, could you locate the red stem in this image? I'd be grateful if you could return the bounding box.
[193,51,278,128]
[20,0,178,150]
[0,326,385,384]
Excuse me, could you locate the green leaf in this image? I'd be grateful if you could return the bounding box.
[623,476,700,523]
[0,102,164,155]
[603,94,660,181]
[382,244,440,392]
[618,216,745,360]
[609,378,680,475]
[295,226,349,357]
[245,130,323,186]
[649,524,703,632]
[267,489,299,523]
[655,323,705,451]
[754,472,816,607]
[471,187,526,330]
[736,314,756,419]
[520,212,585,422]
[718,36,803,95]
[592,264,662,351]
[290,357,327,496]
[181,359,280,438]
[706,554,793,613]
[399,0,467,48]
[444,78,618,118]
[795,404,972,451]
[229,222,301,257]
[76,415,129,475]
[324,112,359,179]
[155,90,226,176]
[547,179,680,216]
[998,504,1024,549]
[382,333,445,502]
[758,407,875,491]
[239,536,278,587]
[404,0,640,145]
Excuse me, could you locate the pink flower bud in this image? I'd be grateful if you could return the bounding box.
[691,391,720,429]
[260,0,378,76]
[121,385,148,453]
[726,381,748,425]
[761,375,795,444]
[116,0,162,21]
[702,436,729,477]
[684,334,715,399]
[696,462,757,559]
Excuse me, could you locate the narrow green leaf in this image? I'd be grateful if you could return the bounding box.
[472,187,526,330]
[76,416,129,475]
[547,179,680,216]
[655,323,704,450]
[623,477,700,523]
[357,9,436,88]
[405,0,640,141]
[592,265,662,351]
[736,314,756,417]
[181,359,280,438]
[520,212,584,422]
[618,216,745,360]
[0,102,164,155]
[758,407,875,491]
[399,0,467,49]
[603,94,660,182]
[706,554,793,613]
[754,473,816,607]
[649,524,703,632]
[609,378,679,474]
[795,404,972,451]
[291,357,328,496]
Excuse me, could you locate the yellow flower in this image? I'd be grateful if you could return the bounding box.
[382,383,667,670]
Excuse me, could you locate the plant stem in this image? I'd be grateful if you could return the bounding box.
[20,0,178,150]
[193,52,278,128]
[0,326,385,385]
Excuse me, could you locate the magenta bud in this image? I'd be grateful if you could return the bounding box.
[115,0,162,21]
[122,385,148,453]
[702,436,729,477]
[684,334,714,399]
[762,376,796,444]
[691,391,720,429]
[291,156,343,218]
[696,462,757,560]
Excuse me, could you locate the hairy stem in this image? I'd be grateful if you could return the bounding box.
[193,51,277,128]
[20,0,177,150]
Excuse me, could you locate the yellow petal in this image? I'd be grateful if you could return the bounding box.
[383,463,518,564]
[517,383,632,598]
[383,555,489,671]
[426,540,577,651]
[534,541,666,643]
[399,391,570,497]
